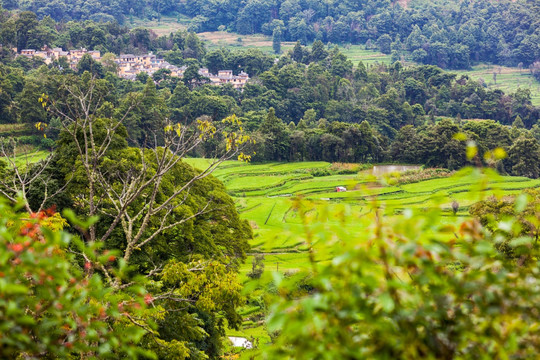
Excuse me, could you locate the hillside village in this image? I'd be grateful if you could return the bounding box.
[18,47,250,88]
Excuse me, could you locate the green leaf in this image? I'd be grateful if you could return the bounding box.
[379,292,395,313]
[453,132,467,141]
[62,209,100,230]
[509,236,533,248]
[466,142,478,160]
[514,193,529,213]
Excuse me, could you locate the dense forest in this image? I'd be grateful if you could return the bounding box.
[3,0,540,69]
[0,8,208,55]
[1,13,539,177]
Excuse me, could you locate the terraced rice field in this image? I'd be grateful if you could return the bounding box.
[184,158,540,348]
[6,150,50,168]
[186,159,540,255]
[196,31,394,65]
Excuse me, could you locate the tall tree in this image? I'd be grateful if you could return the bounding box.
[512,115,525,129]
[15,11,38,51]
[273,27,282,54]
[259,107,290,161]
[310,40,328,62]
[77,54,105,78]
[3,75,254,358]
[292,40,303,62]
[507,136,540,178]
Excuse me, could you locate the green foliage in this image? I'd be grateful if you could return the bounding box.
[0,12,210,64]
[150,258,245,359]
[265,170,540,358]
[272,27,282,55]
[77,54,105,78]
[50,104,252,358]
[137,1,540,69]
[1,16,539,175]
[512,115,525,129]
[376,34,392,55]
[17,79,46,124]
[0,201,153,358]
[507,136,540,178]
[5,0,538,69]
[0,9,539,354]
[5,1,540,71]
[247,254,265,279]
[97,148,253,268]
[470,189,540,258]
[258,108,290,161]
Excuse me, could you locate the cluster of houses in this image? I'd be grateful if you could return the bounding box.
[20,47,101,67]
[116,53,249,88]
[18,47,250,89]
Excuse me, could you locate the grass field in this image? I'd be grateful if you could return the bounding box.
[198,31,297,54]
[185,159,539,253]
[4,150,49,168]
[454,64,540,106]
[130,16,189,36]
[184,158,540,347]
[198,31,394,66]
[339,46,393,65]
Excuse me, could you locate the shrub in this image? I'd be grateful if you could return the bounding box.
[16,135,40,146]
[329,162,371,174]
[309,168,331,177]
[40,137,55,149]
[247,254,265,279]
[470,189,540,259]
[0,200,153,358]
[386,168,454,185]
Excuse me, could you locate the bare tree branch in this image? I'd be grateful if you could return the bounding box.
[36,76,252,290]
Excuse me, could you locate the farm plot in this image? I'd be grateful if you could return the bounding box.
[453,64,540,106]
[205,160,539,347]
[4,150,50,169]
[191,160,539,254]
[129,16,189,36]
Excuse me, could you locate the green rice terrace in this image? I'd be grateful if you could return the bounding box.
[186,159,540,254]
[184,158,540,348]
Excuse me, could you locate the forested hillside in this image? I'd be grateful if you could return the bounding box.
[3,0,540,69]
[0,12,540,177]
[0,9,207,54]
[1,17,538,176]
